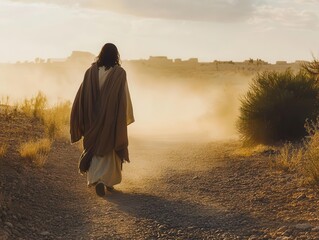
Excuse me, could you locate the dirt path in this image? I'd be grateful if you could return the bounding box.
[1,117,319,239]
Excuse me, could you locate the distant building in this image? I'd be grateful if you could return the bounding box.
[187,58,198,63]
[67,51,95,63]
[148,56,173,64]
[276,61,287,65]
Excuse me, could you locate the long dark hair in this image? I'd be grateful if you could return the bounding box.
[96,43,121,69]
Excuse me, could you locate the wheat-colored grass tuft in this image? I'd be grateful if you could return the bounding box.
[275,143,303,172]
[19,138,52,167]
[17,92,71,140]
[304,119,319,183]
[20,92,47,119]
[233,144,274,157]
[42,101,71,140]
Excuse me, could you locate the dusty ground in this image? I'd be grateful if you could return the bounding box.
[1,112,319,240]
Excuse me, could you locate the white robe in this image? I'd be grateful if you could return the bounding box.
[87,67,134,187]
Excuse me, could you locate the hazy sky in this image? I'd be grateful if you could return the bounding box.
[1,0,319,63]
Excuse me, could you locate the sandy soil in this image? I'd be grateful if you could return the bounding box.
[1,113,319,240]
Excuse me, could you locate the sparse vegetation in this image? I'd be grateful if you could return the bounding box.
[274,142,303,172]
[303,119,319,183]
[42,101,71,139]
[19,138,52,167]
[1,92,71,168]
[270,118,319,183]
[238,69,319,145]
[233,144,277,157]
[20,92,47,119]
[1,96,10,116]
[18,92,71,140]
[0,96,18,119]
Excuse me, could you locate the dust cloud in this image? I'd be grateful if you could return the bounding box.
[0,63,86,105]
[126,66,251,141]
[0,61,254,187]
[0,61,252,141]
[119,69,252,186]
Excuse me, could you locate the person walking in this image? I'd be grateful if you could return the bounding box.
[70,43,134,197]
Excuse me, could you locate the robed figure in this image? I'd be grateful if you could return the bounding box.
[70,43,134,197]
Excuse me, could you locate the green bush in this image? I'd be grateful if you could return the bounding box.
[303,59,319,79]
[238,69,319,145]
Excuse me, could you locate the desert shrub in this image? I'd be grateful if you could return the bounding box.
[19,138,52,167]
[303,58,319,79]
[42,101,71,139]
[20,92,47,119]
[238,69,319,145]
[303,119,319,183]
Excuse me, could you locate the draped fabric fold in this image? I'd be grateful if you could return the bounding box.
[70,63,134,174]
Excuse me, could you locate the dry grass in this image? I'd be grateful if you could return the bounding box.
[2,92,70,168]
[270,119,319,182]
[1,96,10,115]
[274,143,304,172]
[1,96,18,119]
[19,138,52,167]
[20,92,47,119]
[233,144,277,157]
[303,119,319,183]
[42,101,71,139]
[17,92,71,140]
[0,143,8,158]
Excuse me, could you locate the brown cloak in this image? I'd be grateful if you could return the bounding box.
[70,63,134,173]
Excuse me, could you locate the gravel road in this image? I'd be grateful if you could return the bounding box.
[1,114,319,239]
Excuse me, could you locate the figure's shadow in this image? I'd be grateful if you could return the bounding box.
[105,190,265,236]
